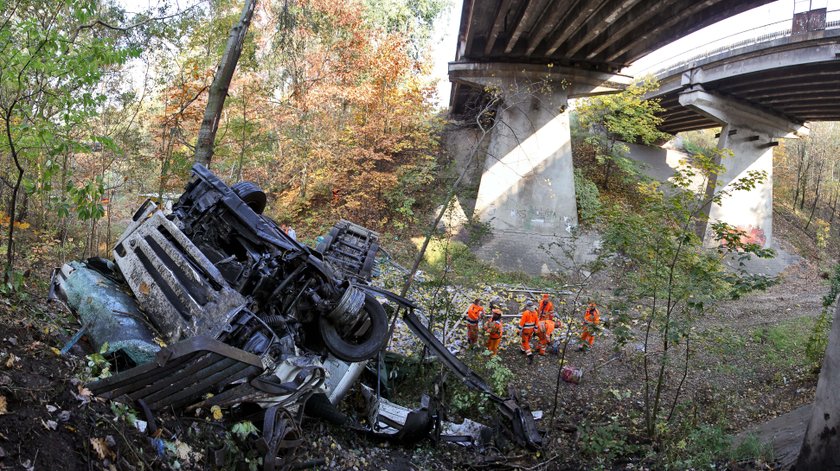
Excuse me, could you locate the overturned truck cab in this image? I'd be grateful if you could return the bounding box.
[50,164,541,468]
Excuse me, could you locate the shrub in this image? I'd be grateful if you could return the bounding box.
[574,169,601,224]
[578,420,643,465]
[805,263,840,369]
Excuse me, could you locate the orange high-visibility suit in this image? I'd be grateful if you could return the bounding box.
[485,313,504,355]
[465,303,484,347]
[536,295,556,355]
[538,296,554,319]
[519,307,538,355]
[581,304,600,349]
[536,318,557,355]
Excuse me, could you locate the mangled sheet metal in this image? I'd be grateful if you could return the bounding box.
[52,260,160,364]
[50,164,543,469]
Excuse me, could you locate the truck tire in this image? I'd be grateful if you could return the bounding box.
[304,393,347,425]
[319,294,388,362]
[360,242,379,279]
[231,181,267,214]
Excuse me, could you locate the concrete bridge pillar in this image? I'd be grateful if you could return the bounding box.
[678,88,808,247]
[449,63,630,272]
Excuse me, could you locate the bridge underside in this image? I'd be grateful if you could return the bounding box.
[452,0,775,113]
[659,60,840,134]
[457,0,774,69]
[656,37,840,134]
[644,37,840,250]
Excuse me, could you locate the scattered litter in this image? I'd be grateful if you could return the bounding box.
[151,437,165,456]
[41,419,58,430]
[561,366,583,385]
[90,437,115,460]
[133,419,148,433]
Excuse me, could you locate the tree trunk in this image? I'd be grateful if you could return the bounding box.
[805,158,825,231]
[793,143,806,208]
[799,153,812,212]
[194,0,257,167]
[3,107,24,282]
[828,190,838,227]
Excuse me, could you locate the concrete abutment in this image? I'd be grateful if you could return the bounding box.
[678,88,808,248]
[447,63,630,273]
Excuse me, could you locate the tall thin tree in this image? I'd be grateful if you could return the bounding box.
[194,0,256,167]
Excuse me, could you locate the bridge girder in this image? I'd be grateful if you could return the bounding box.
[456,0,775,71]
[649,33,840,134]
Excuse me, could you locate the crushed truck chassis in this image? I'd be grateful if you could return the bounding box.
[50,164,541,469]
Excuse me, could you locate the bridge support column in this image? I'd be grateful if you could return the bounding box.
[679,89,808,248]
[449,63,630,273]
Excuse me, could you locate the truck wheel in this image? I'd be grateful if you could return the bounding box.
[360,242,379,279]
[304,393,347,425]
[231,181,267,214]
[319,294,388,362]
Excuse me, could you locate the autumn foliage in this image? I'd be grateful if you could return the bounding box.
[0,0,444,280]
[256,0,441,231]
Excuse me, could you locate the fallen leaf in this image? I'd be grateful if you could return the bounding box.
[139,282,150,295]
[50,347,61,356]
[90,437,115,460]
[211,405,223,420]
[0,396,6,415]
[72,385,93,404]
[4,354,17,369]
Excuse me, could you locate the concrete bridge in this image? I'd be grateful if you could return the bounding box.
[642,7,840,248]
[447,1,840,272]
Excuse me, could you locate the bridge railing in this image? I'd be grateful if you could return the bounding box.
[636,8,840,78]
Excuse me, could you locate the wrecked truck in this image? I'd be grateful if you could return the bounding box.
[49,164,541,468]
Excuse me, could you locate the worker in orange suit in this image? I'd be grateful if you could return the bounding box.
[465,299,484,349]
[485,308,504,355]
[535,294,557,355]
[537,294,554,320]
[518,300,538,357]
[579,302,601,351]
